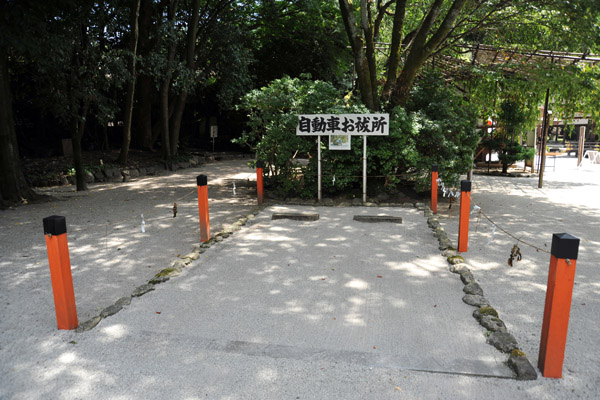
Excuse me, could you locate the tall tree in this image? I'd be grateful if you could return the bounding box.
[139,0,245,157]
[339,0,471,110]
[336,0,600,111]
[118,0,142,164]
[135,0,163,150]
[0,45,37,205]
[33,2,119,190]
[246,0,349,87]
[169,0,201,156]
[158,0,179,159]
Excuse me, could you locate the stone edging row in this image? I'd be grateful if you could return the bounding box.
[422,205,538,381]
[75,204,267,333]
[63,153,253,186]
[74,196,537,381]
[74,199,416,333]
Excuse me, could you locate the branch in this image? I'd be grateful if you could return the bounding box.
[424,0,469,53]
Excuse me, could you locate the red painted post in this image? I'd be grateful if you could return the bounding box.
[43,216,78,330]
[256,160,264,205]
[538,233,580,378]
[197,175,210,242]
[431,164,438,214]
[458,180,471,253]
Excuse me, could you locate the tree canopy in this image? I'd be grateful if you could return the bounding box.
[338,0,600,112]
[1,0,600,205]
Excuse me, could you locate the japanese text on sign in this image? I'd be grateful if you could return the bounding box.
[296,114,389,136]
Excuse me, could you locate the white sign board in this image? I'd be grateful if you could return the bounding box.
[573,118,589,125]
[210,126,218,138]
[296,114,389,136]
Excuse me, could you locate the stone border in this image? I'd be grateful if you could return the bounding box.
[65,153,254,186]
[422,206,537,381]
[272,212,320,221]
[472,170,535,178]
[74,199,419,333]
[74,168,418,333]
[75,204,267,333]
[75,194,536,381]
[353,215,403,223]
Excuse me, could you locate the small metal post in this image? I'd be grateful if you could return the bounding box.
[363,135,367,203]
[317,135,322,202]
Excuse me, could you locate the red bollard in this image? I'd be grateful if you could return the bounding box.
[458,180,471,253]
[431,164,438,214]
[197,175,210,242]
[43,216,78,330]
[256,160,264,205]
[538,233,580,378]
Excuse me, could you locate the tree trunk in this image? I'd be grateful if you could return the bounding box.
[118,0,141,164]
[339,0,376,111]
[72,101,90,191]
[382,0,407,103]
[159,0,178,160]
[159,44,175,160]
[169,0,200,155]
[389,0,468,108]
[159,72,172,160]
[134,0,157,150]
[152,100,175,144]
[136,75,154,149]
[360,0,380,110]
[0,49,37,205]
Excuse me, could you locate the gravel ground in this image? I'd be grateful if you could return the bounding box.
[436,156,600,398]
[1,157,599,399]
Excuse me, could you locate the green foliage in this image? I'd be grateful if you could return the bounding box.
[481,97,535,172]
[246,0,351,87]
[404,71,479,190]
[498,99,528,141]
[482,137,535,172]
[236,72,478,198]
[234,75,366,198]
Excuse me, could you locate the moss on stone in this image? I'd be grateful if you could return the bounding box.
[511,349,526,357]
[447,255,465,264]
[479,305,499,318]
[156,267,175,277]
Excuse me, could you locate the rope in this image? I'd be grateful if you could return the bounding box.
[320,173,421,179]
[466,192,551,254]
[477,208,551,254]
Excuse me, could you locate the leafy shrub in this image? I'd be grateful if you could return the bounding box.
[484,98,534,173]
[482,137,535,172]
[234,75,367,197]
[402,71,479,190]
[236,72,479,198]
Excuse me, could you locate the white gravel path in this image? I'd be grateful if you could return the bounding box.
[1,157,599,399]
[437,157,600,398]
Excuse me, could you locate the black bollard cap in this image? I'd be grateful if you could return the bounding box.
[461,180,471,192]
[196,175,207,186]
[432,164,438,172]
[256,160,265,169]
[551,233,580,260]
[43,215,67,236]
